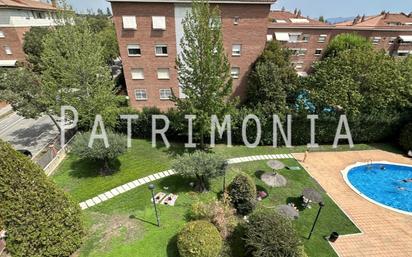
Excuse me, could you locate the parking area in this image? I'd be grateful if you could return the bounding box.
[0,105,59,158]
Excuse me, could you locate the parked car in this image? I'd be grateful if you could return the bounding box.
[17,149,33,158]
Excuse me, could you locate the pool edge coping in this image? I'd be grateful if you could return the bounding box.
[341,160,412,217]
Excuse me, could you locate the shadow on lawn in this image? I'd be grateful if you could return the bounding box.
[166,235,179,257]
[157,175,193,194]
[69,158,121,178]
[129,214,158,227]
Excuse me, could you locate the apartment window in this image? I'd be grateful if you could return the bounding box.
[155,45,168,56]
[122,16,137,30]
[301,34,310,42]
[131,68,144,80]
[152,16,166,30]
[231,67,240,79]
[293,61,304,70]
[135,89,148,101]
[159,89,172,100]
[372,37,381,44]
[314,49,322,56]
[289,33,301,43]
[290,48,307,56]
[0,31,4,38]
[4,46,12,55]
[157,68,170,80]
[397,50,411,57]
[318,34,327,43]
[233,16,240,25]
[275,19,287,23]
[127,44,141,56]
[232,44,241,56]
[389,37,398,44]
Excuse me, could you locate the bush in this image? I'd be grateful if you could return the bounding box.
[71,131,127,174]
[0,140,84,257]
[177,220,223,257]
[400,123,412,151]
[243,209,302,257]
[228,173,257,215]
[188,200,238,239]
[172,151,227,192]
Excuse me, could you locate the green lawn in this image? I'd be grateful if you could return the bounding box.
[73,159,360,257]
[52,138,376,202]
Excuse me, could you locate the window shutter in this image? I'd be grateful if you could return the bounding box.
[122,16,137,30]
[152,16,166,30]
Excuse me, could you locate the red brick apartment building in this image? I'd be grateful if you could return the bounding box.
[268,10,412,75]
[109,0,275,111]
[0,0,57,68]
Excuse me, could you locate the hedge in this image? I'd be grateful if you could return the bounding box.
[399,123,412,151]
[228,173,257,215]
[0,140,84,257]
[177,220,223,257]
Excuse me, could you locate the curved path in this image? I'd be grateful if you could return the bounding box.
[79,153,294,210]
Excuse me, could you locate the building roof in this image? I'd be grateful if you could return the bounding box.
[335,12,412,29]
[108,0,275,4]
[268,10,332,28]
[0,0,56,11]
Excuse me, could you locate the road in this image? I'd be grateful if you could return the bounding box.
[0,110,60,157]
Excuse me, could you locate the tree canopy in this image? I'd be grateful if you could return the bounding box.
[0,140,84,257]
[172,0,236,148]
[323,33,373,59]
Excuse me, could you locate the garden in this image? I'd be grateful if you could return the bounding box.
[51,139,363,257]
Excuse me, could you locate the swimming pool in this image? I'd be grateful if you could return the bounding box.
[342,161,412,215]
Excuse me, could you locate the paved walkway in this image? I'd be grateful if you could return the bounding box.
[293,150,412,257]
[79,153,294,210]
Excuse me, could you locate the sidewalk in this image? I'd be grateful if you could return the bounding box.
[0,105,12,119]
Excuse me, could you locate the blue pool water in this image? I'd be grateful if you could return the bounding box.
[347,163,412,213]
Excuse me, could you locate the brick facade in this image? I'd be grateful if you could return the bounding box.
[0,27,29,62]
[110,0,272,111]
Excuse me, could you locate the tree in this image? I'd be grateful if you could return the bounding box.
[22,27,49,72]
[0,140,84,257]
[0,18,122,131]
[97,23,120,64]
[319,16,325,22]
[243,209,302,257]
[228,173,257,215]
[304,47,405,117]
[106,7,112,16]
[172,0,236,149]
[246,41,299,115]
[323,33,373,58]
[71,131,127,174]
[177,220,223,257]
[399,123,412,151]
[172,151,226,192]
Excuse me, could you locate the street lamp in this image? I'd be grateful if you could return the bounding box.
[222,160,229,193]
[148,184,160,227]
[308,202,324,239]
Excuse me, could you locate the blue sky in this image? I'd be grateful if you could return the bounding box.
[67,0,412,18]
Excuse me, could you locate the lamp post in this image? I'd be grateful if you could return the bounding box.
[308,202,324,239]
[148,184,160,227]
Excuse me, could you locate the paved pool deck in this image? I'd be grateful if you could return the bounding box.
[293,150,412,257]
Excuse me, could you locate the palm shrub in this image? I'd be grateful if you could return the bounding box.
[228,173,257,215]
[71,131,127,175]
[243,209,302,257]
[0,140,84,257]
[399,123,412,151]
[177,220,223,257]
[172,151,226,192]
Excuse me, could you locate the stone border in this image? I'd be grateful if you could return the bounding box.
[341,160,412,216]
[79,153,294,210]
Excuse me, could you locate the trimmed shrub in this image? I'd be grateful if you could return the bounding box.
[400,123,412,151]
[228,173,257,215]
[243,209,302,257]
[0,140,84,257]
[177,220,223,257]
[187,200,238,239]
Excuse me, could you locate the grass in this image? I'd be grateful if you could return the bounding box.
[73,159,360,257]
[52,138,377,202]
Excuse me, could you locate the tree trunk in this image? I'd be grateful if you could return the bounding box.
[100,159,111,176]
[48,114,62,134]
[195,174,207,192]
